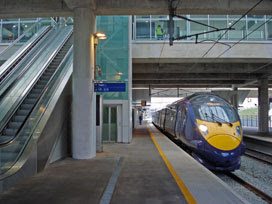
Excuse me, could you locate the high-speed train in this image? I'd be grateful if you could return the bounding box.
[152,93,245,171]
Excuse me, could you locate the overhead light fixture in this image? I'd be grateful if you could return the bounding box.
[117,72,123,76]
[95,32,107,40]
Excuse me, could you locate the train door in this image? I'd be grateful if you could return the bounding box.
[176,104,186,138]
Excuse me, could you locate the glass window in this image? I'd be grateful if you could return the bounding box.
[247,19,265,40]
[136,20,150,40]
[2,19,19,22]
[228,18,246,40]
[20,18,37,21]
[152,15,168,19]
[189,20,209,40]
[190,15,208,19]
[20,22,36,42]
[152,20,168,40]
[267,16,272,40]
[191,96,238,123]
[174,19,187,39]
[136,15,150,19]
[247,15,265,19]
[2,23,19,42]
[209,15,227,19]
[209,19,228,40]
[228,15,243,19]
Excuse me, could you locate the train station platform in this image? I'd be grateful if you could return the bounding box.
[243,127,272,143]
[0,122,247,204]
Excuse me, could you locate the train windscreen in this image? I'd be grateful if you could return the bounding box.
[191,95,238,123]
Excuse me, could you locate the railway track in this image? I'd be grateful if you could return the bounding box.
[226,172,272,204]
[245,148,272,165]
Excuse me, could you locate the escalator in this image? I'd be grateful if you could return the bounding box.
[0,26,52,85]
[0,25,67,98]
[0,25,73,177]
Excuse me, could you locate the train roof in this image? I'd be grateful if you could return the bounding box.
[170,92,228,106]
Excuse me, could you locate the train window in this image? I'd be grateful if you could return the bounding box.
[192,102,238,123]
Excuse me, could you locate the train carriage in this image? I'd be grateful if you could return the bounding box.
[152,93,245,171]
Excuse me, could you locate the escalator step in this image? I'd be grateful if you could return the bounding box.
[35,84,45,89]
[38,80,47,85]
[8,122,21,129]
[47,66,57,70]
[41,75,50,80]
[51,62,61,65]
[43,73,52,77]
[21,104,33,110]
[28,93,39,99]
[0,135,13,143]
[32,89,42,94]
[4,129,17,136]
[16,135,29,142]
[24,98,36,104]
[2,144,23,153]
[0,152,19,162]
[45,69,55,73]
[13,115,26,122]
[17,109,30,115]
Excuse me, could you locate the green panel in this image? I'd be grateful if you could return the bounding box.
[102,106,109,141]
[96,16,129,100]
[110,107,117,141]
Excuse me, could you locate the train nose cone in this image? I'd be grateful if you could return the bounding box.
[207,135,241,151]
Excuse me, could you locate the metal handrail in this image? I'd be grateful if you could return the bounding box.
[0,27,73,135]
[0,26,53,99]
[0,26,51,86]
[0,45,73,147]
[0,47,73,178]
[0,19,43,58]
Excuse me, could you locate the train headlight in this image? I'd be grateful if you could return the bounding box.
[236,126,241,137]
[199,124,208,136]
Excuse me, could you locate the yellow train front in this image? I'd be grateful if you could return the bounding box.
[153,93,246,171]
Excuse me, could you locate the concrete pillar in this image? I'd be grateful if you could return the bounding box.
[232,87,238,110]
[258,77,269,133]
[72,8,96,159]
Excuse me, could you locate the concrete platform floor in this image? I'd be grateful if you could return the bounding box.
[243,127,272,143]
[0,125,187,204]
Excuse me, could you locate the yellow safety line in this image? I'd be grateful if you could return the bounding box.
[147,124,197,204]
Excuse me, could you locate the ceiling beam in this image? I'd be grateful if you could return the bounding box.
[133,80,246,85]
[132,63,271,74]
[132,73,260,80]
[0,0,272,18]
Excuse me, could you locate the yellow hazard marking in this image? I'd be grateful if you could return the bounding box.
[147,124,197,204]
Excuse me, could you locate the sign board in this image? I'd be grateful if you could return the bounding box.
[94,83,126,92]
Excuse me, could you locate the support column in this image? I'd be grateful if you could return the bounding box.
[72,8,96,159]
[232,86,238,110]
[258,77,269,133]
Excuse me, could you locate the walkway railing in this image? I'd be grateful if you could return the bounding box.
[240,115,272,128]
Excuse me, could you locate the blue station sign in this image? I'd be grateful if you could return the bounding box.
[94,83,126,92]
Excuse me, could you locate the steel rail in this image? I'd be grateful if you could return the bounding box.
[226,172,272,203]
[245,148,272,165]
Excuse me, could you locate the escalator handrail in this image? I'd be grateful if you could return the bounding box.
[0,26,52,86]
[0,25,65,100]
[0,47,73,179]
[0,19,43,59]
[0,27,73,134]
[0,25,50,77]
[0,45,73,147]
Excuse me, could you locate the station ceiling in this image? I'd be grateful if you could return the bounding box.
[132,62,272,89]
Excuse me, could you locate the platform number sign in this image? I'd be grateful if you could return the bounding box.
[94,83,126,92]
